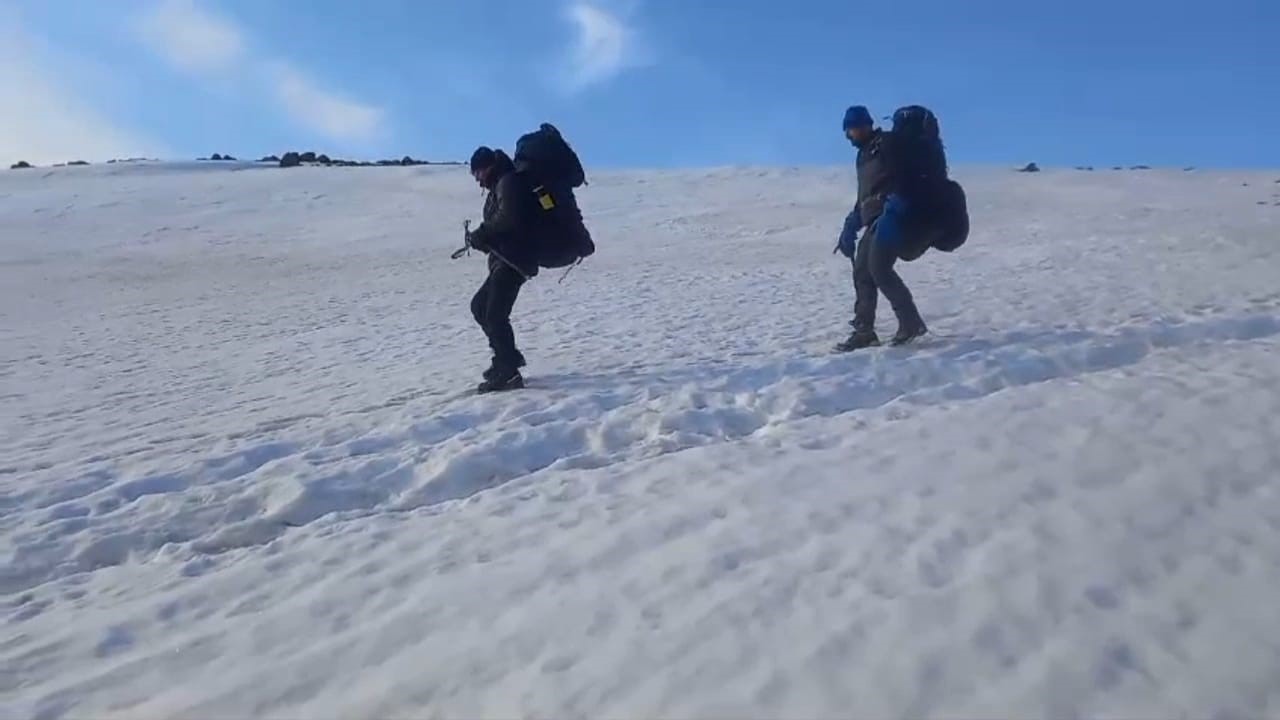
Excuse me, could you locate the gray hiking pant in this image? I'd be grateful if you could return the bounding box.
[851,224,923,332]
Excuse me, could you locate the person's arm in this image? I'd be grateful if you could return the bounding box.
[469,175,526,250]
[871,132,909,246]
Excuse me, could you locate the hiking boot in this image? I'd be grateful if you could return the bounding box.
[483,352,526,381]
[890,320,928,346]
[835,329,880,352]
[477,365,524,394]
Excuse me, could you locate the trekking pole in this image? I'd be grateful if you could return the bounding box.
[487,246,531,281]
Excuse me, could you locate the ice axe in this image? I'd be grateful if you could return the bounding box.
[450,219,530,281]
[449,219,472,259]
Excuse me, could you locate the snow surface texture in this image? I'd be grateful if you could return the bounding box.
[3,161,1280,718]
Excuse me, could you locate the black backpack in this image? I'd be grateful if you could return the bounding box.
[890,105,969,253]
[514,123,586,189]
[932,179,969,252]
[512,123,595,268]
[891,105,948,181]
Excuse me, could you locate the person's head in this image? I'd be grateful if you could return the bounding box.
[842,105,875,146]
[469,146,498,188]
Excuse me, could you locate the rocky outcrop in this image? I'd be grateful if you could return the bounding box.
[173,149,461,168]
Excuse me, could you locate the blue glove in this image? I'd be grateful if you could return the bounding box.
[835,208,861,257]
[873,193,907,248]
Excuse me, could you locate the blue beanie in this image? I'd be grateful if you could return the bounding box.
[842,105,873,130]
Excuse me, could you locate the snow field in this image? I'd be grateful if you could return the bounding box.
[3,161,1280,717]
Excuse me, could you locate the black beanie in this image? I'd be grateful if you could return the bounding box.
[469,146,495,173]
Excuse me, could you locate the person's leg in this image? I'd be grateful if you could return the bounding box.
[471,273,492,339]
[471,273,506,379]
[835,227,883,351]
[482,264,527,371]
[868,236,926,342]
[851,224,879,333]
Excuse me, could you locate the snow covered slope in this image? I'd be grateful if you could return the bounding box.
[3,161,1280,718]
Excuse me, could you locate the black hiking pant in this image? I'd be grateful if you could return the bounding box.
[852,224,923,332]
[471,263,527,367]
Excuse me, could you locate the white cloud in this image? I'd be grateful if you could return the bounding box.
[562,1,648,92]
[136,0,385,145]
[136,0,245,74]
[0,8,162,166]
[270,65,384,143]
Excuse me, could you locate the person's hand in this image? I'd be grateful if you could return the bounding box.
[835,208,861,257]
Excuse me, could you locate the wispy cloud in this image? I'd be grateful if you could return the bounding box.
[270,64,384,143]
[0,7,162,166]
[136,0,385,145]
[136,0,244,74]
[561,1,649,93]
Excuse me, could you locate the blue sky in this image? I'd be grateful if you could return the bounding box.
[3,0,1277,169]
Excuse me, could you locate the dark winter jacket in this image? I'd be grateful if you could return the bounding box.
[853,129,900,225]
[469,159,541,277]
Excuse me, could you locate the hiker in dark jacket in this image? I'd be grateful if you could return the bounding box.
[835,105,929,351]
[467,146,540,392]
